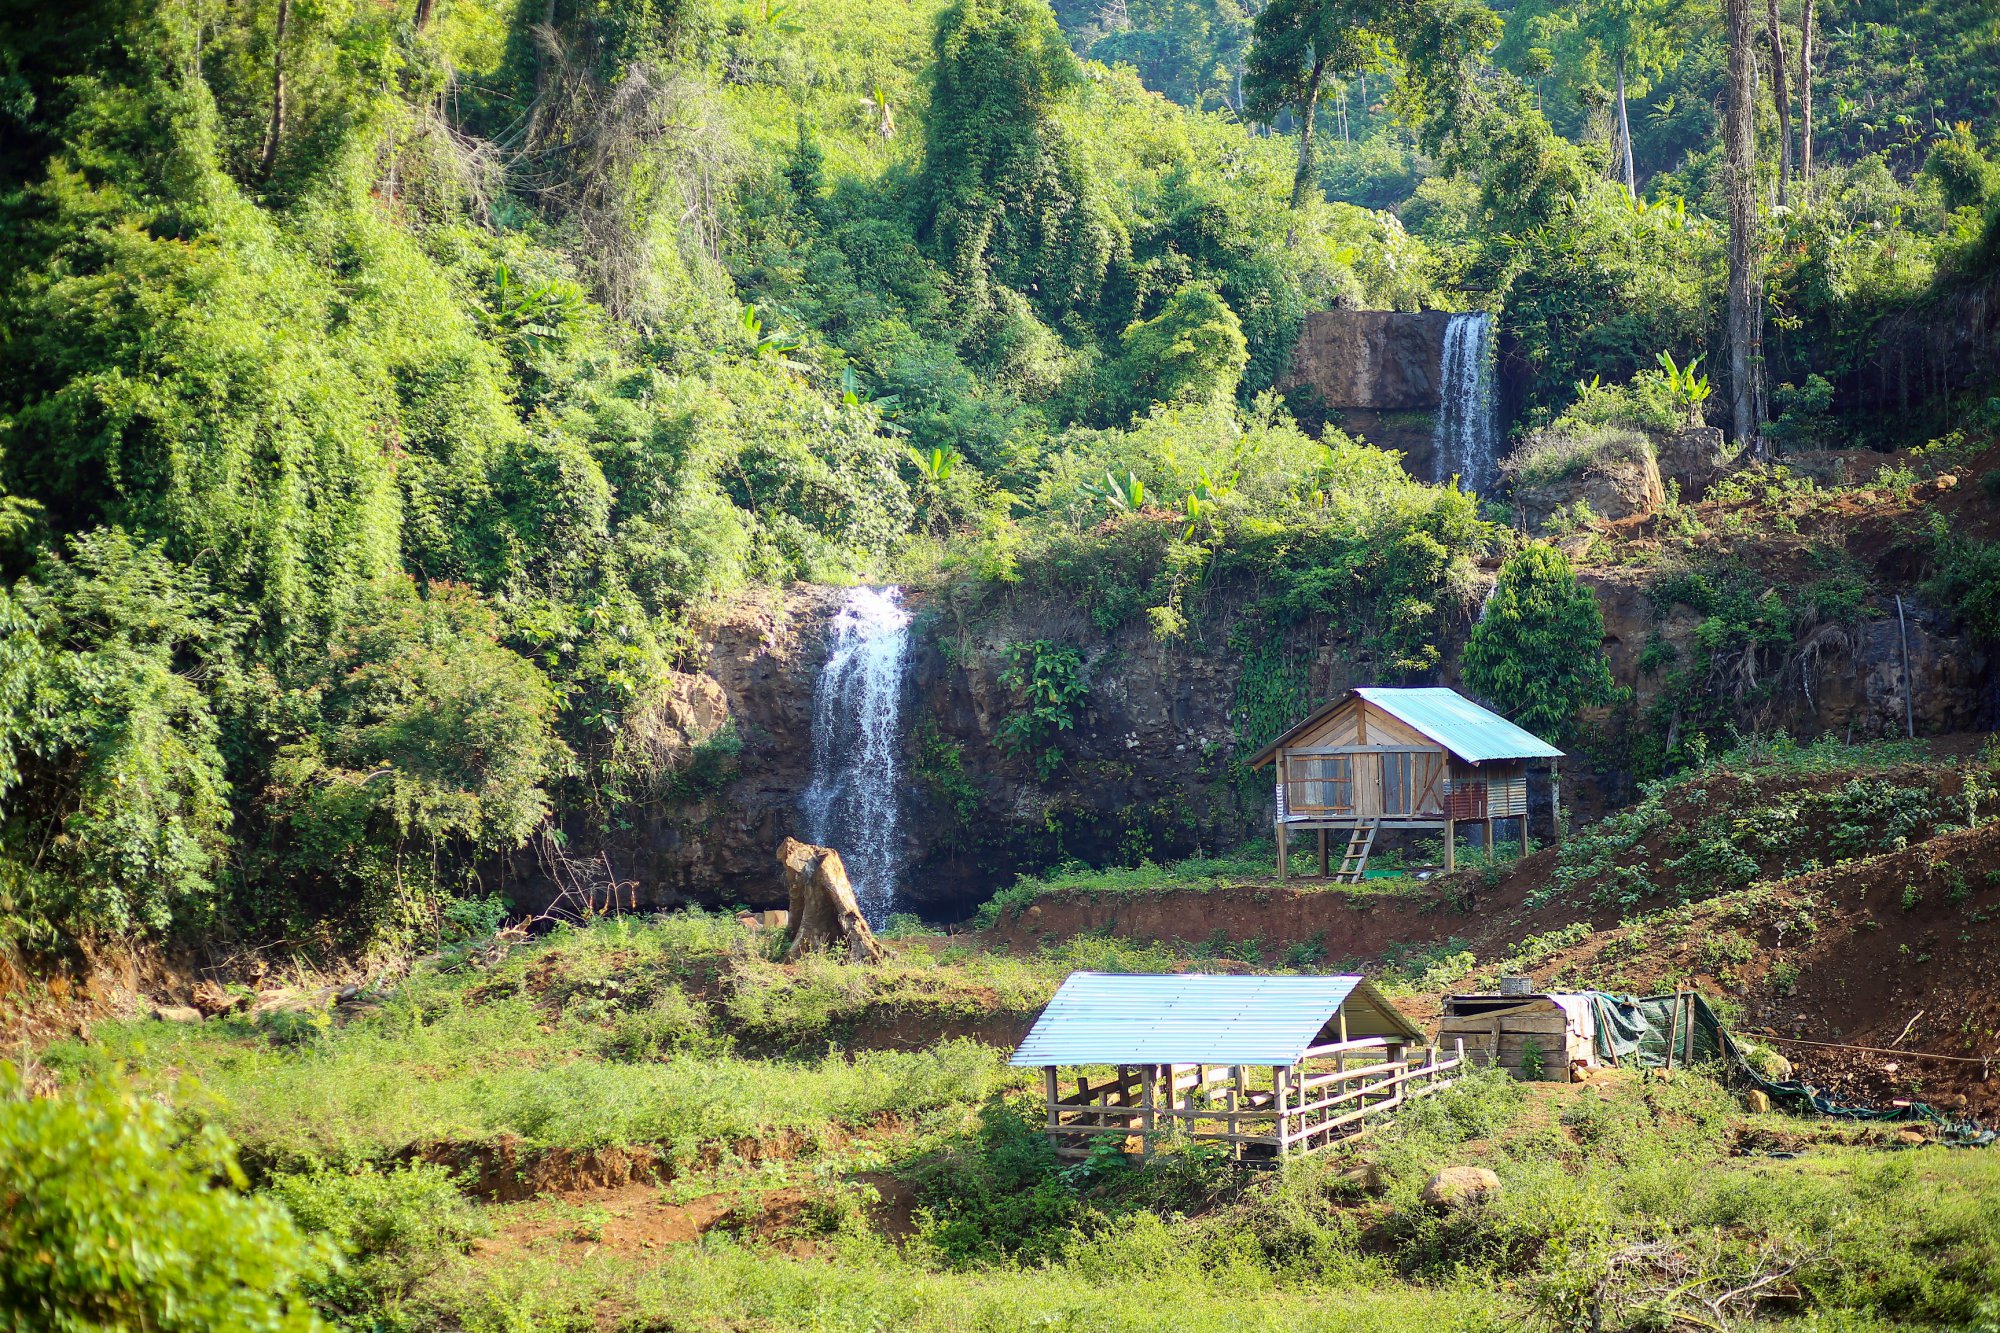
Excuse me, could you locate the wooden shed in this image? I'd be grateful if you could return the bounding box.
[1247,686,1563,880]
[1438,990,1598,1081]
[1011,972,1466,1162]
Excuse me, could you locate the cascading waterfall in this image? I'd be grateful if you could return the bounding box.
[1433,312,1499,494]
[800,586,912,926]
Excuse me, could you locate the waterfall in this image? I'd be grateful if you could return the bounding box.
[1433,312,1498,494]
[801,586,912,926]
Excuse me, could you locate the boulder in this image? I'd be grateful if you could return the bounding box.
[1743,1089,1773,1115]
[1511,427,1663,529]
[151,1004,204,1024]
[1420,1166,1501,1211]
[1654,425,1730,499]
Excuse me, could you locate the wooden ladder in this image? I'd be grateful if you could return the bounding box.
[1334,823,1378,883]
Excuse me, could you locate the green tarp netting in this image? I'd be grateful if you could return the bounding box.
[1582,991,1996,1147]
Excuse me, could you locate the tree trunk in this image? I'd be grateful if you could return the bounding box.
[1289,56,1327,211]
[1765,0,1793,205]
[1616,54,1636,198]
[1725,0,1765,449]
[1798,0,1815,187]
[414,0,436,32]
[259,0,291,180]
[777,838,884,964]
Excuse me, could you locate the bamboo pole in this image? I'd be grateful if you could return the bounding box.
[1665,994,1680,1073]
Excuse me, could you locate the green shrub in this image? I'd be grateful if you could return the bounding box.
[1464,544,1616,745]
[997,640,1089,781]
[0,1066,331,1332]
[265,1163,483,1328]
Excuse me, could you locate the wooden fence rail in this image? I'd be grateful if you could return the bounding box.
[1039,1038,1468,1163]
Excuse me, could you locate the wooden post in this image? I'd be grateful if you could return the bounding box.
[1444,817,1456,872]
[1140,1065,1156,1160]
[1665,994,1680,1073]
[1483,819,1494,856]
[1317,828,1330,879]
[1230,1065,1245,1161]
[1277,822,1289,882]
[1044,1066,1059,1140]
[1683,992,1697,1065]
[1274,1064,1290,1157]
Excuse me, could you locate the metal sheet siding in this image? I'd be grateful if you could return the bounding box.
[1009,972,1362,1066]
[1354,687,1563,763]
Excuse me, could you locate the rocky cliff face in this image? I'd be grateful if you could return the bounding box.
[516,560,1994,919]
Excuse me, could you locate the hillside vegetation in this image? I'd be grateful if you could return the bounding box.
[4,0,2000,1328]
[17,903,2000,1332]
[2,0,1997,954]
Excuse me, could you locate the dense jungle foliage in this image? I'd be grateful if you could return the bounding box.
[0,0,1996,955]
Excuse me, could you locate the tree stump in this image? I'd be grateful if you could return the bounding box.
[776,838,884,964]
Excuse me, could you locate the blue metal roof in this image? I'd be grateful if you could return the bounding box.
[1354,687,1564,763]
[1010,972,1413,1067]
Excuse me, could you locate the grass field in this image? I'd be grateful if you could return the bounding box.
[28,911,2000,1332]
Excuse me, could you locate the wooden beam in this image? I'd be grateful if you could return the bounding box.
[1317,828,1329,878]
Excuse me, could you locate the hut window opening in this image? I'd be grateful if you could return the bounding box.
[1302,755,1353,811]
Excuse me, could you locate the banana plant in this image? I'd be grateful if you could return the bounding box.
[856,84,895,141]
[1079,470,1145,512]
[1656,351,1712,423]
[905,445,960,484]
[840,366,905,431]
[490,262,583,356]
[1181,465,1235,539]
[738,303,806,371]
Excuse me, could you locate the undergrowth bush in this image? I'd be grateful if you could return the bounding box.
[265,1163,483,1329]
[0,1066,331,1332]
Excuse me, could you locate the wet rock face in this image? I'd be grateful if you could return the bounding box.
[1573,570,1996,821]
[1283,311,1457,481]
[515,583,1265,919]
[1283,311,1456,410]
[515,565,1994,920]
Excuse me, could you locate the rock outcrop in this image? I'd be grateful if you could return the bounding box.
[507,553,1993,919]
[1513,431,1666,529]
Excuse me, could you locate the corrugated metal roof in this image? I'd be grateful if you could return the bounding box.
[1353,687,1564,763]
[1010,972,1400,1067]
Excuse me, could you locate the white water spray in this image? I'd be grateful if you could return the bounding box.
[1433,312,1498,494]
[801,586,912,926]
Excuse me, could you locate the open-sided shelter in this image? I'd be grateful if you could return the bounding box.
[1011,972,1464,1162]
[1247,686,1563,880]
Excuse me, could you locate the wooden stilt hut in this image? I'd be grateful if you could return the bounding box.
[1011,972,1465,1163]
[1246,687,1564,881]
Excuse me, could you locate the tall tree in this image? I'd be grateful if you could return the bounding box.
[259,0,292,179]
[1765,0,1793,204]
[1797,0,1816,187]
[1243,0,1496,210]
[1725,0,1765,446]
[1576,0,1673,199]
